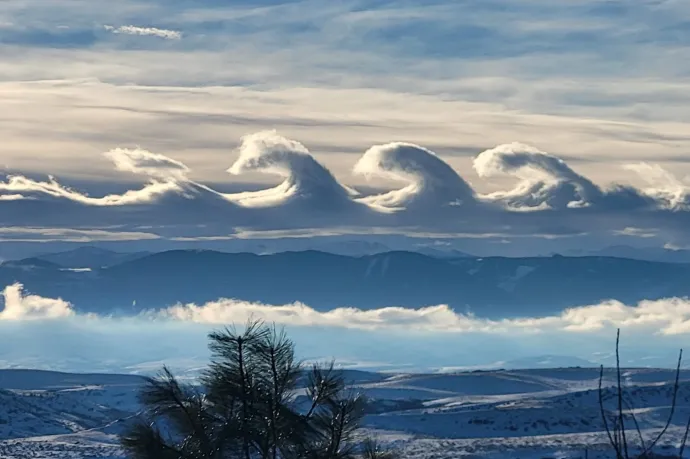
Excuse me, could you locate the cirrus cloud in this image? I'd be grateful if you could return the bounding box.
[103,25,182,40]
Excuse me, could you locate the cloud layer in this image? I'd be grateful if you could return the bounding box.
[2,131,690,246]
[5,282,690,336]
[2,0,690,251]
[1,283,688,373]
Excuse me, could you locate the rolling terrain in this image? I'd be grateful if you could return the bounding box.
[1,367,689,459]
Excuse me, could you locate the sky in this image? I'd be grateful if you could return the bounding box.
[1,0,690,253]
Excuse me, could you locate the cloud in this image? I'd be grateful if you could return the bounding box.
[104,25,181,40]
[474,142,607,210]
[159,295,690,336]
[0,173,183,206]
[625,162,690,210]
[2,131,690,247]
[354,142,476,210]
[613,227,658,238]
[226,130,360,210]
[104,148,190,181]
[8,281,690,336]
[1,284,688,373]
[0,283,74,320]
[0,227,160,242]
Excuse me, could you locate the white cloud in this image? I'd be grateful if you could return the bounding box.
[613,227,658,238]
[0,173,182,206]
[354,142,475,210]
[625,162,690,210]
[0,227,160,242]
[474,142,604,210]
[104,25,181,40]
[158,295,690,336]
[9,282,690,336]
[104,147,190,180]
[5,284,690,336]
[226,130,357,208]
[2,283,688,372]
[1,131,690,246]
[0,283,74,320]
[3,1,690,248]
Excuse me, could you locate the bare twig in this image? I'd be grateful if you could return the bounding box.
[679,414,690,459]
[600,364,622,459]
[615,329,630,459]
[640,348,683,456]
[622,397,647,453]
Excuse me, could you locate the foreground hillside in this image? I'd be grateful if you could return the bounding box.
[2,250,690,317]
[1,367,688,459]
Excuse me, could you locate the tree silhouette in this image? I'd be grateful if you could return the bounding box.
[120,320,397,459]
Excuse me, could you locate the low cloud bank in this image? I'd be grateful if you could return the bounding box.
[0,284,74,320]
[0,283,688,374]
[4,283,690,335]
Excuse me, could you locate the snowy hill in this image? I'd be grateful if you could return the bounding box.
[32,247,151,269]
[1,367,689,458]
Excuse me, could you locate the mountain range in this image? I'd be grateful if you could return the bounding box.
[2,248,689,317]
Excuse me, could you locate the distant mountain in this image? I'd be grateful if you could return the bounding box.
[2,250,689,318]
[32,246,151,269]
[1,257,63,270]
[500,355,597,369]
[562,245,690,264]
[23,242,470,269]
[414,247,472,259]
[0,369,144,390]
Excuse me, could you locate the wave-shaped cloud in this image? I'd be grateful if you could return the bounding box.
[226,130,358,210]
[474,142,604,210]
[104,147,190,181]
[2,131,690,244]
[0,147,190,207]
[354,142,475,210]
[0,174,181,206]
[625,163,690,210]
[474,142,654,212]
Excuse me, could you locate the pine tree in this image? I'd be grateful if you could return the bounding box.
[120,320,397,459]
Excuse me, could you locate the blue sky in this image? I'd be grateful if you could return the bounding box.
[1,0,690,250]
[2,0,689,180]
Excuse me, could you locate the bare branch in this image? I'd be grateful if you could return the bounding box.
[640,348,683,456]
[678,414,690,459]
[615,329,630,459]
[600,364,622,459]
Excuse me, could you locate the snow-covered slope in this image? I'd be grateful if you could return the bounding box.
[1,368,688,458]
